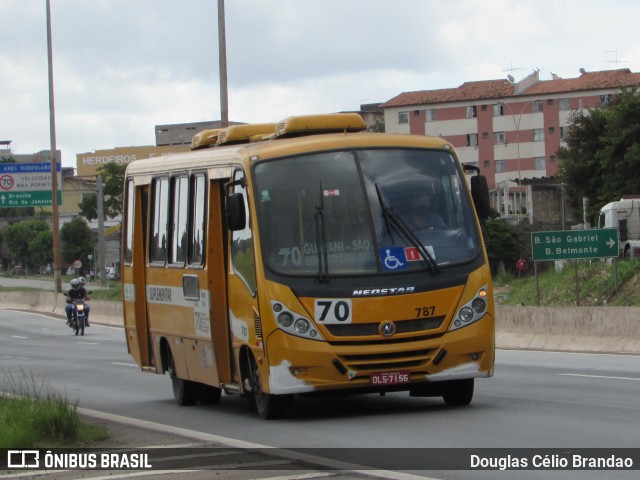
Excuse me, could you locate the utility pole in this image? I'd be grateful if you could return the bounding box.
[218,0,229,127]
[46,0,62,294]
[97,175,107,287]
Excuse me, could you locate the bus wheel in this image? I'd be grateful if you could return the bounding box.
[199,385,222,405]
[442,379,474,406]
[168,351,199,406]
[250,357,286,420]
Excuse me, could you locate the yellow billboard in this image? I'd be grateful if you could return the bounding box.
[76,145,189,177]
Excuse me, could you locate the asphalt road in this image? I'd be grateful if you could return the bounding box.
[1,309,640,479]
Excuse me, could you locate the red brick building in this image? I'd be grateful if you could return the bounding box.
[382,69,640,218]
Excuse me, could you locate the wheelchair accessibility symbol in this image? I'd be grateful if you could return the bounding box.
[380,247,407,271]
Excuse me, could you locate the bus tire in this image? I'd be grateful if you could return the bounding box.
[250,357,287,420]
[168,351,199,406]
[442,379,474,406]
[199,385,222,405]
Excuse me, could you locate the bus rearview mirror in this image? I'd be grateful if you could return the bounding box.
[470,175,491,220]
[227,193,246,231]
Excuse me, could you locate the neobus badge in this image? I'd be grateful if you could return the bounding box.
[352,286,415,297]
[380,321,396,337]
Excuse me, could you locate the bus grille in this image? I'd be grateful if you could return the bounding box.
[338,348,436,372]
[324,316,445,338]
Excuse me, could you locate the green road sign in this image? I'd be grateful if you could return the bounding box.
[0,190,62,208]
[531,228,619,261]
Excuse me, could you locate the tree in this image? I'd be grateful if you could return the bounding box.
[3,220,50,269]
[558,88,640,219]
[483,211,520,275]
[60,217,95,271]
[29,229,53,270]
[78,162,126,222]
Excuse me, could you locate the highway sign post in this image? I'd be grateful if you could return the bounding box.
[0,162,62,208]
[530,228,620,306]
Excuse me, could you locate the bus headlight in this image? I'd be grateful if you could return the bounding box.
[472,298,486,314]
[450,285,489,331]
[294,318,310,334]
[270,300,324,341]
[277,311,294,328]
[459,307,474,323]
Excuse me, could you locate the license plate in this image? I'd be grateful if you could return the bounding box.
[370,370,410,385]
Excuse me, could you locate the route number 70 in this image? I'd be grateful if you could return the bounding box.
[314,299,353,324]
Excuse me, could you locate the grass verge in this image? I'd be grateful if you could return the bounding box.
[495,258,640,306]
[0,371,108,448]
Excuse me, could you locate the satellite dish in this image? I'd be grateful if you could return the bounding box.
[579,68,586,74]
[507,74,515,83]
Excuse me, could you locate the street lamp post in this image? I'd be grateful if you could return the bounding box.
[499,100,529,216]
[499,100,529,185]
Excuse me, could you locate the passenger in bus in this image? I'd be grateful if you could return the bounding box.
[407,192,447,230]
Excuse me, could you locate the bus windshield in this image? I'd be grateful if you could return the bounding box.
[253,148,481,276]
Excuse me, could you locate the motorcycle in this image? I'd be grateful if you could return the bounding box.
[68,299,88,336]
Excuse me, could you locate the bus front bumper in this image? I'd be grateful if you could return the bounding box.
[264,314,494,395]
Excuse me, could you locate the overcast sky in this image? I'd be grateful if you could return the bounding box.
[2,0,640,168]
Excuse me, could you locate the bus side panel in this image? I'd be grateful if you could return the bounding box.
[124,185,153,369]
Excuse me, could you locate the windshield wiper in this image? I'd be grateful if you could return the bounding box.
[314,182,330,283]
[375,183,440,274]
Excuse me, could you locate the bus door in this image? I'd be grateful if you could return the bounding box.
[123,180,153,369]
[225,169,260,386]
[205,174,234,385]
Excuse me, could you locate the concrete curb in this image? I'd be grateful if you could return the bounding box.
[496,305,640,354]
[0,291,123,327]
[2,292,639,354]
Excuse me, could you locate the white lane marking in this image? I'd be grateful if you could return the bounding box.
[0,471,71,479]
[10,335,28,339]
[77,341,100,345]
[74,461,292,480]
[111,362,139,367]
[498,348,640,359]
[558,373,640,381]
[248,474,337,480]
[78,408,436,480]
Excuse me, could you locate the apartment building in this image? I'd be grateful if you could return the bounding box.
[382,68,640,218]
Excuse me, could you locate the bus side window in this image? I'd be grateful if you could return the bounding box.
[230,170,257,292]
[170,175,189,265]
[124,179,134,265]
[190,173,207,266]
[150,177,169,264]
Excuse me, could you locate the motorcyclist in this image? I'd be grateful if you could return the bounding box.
[65,278,91,327]
[77,277,91,326]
